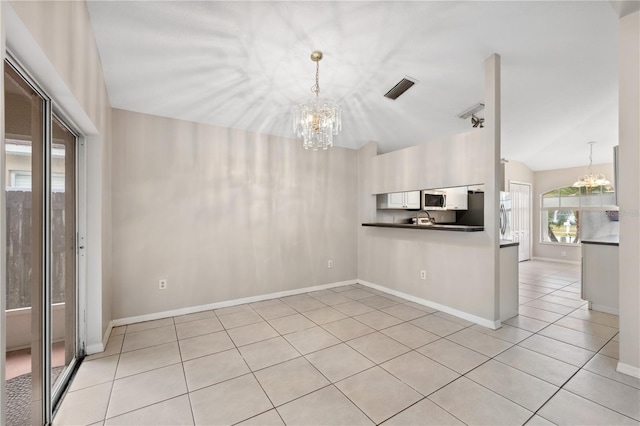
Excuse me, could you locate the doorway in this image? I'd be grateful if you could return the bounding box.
[4,58,81,425]
[510,181,532,262]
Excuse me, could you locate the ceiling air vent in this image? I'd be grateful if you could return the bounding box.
[384,77,417,100]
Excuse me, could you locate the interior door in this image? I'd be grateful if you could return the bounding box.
[510,182,531,261]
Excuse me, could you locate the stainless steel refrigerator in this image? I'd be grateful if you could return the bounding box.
[499,192,512,241]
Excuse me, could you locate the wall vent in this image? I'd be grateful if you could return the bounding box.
[384,77,417,100]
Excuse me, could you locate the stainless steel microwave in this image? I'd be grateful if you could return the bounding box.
[423,190,446,210]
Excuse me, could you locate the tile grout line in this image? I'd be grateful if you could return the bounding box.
[174,315,198,426]
[61,263,633,426]
[224,298,374,426]
[99,335,124,424]
[229,291,443,424]
[101,321,190,423]
[511,276,636,422]
[215,313,282,424]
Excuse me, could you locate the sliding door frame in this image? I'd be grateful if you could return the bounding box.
[49,112,82,411]
[5,52,85,425]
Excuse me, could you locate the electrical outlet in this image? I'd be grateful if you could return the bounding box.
[420,270,426,280]
[158,279,167,290]
[328,260,334,268]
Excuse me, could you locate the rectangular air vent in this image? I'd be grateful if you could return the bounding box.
[384,77,416,100]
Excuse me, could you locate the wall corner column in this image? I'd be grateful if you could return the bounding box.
[617,10,640,378]
[484,53,502,323]
[0,2,7,423]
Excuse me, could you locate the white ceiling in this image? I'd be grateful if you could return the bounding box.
[86,1,623,171]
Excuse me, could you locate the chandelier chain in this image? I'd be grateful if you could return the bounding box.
[311,60,320,97]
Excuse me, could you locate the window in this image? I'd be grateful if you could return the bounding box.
[541,185,616,244]
[6,140,67,192]
[8,170,66,191]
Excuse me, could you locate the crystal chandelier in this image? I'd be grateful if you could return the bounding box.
[292,51,342,150]
[573,142,611,188]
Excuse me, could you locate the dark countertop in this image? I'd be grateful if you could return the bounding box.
[582,236,619,247]
[500,240,519,248]
[361,223,484,232]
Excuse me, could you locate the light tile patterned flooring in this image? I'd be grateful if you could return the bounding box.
[54,260,640,425]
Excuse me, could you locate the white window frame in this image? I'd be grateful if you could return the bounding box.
[8,169,66,191]
[539,185,617,246]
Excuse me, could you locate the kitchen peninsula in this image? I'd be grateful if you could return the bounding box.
[582,237,619,315]
[361,223,483,232]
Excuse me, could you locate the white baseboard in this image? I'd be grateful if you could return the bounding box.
[85,342,104,355]
[86,323,111,355]
[102,277,500,353]
[531,257,581,265]
[616,361,640,379]
[85,321,113,355]
[590,304,619,315]
[111,279,358,328]
[358,280,501,330]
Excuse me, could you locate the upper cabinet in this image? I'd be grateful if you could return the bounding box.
[378,191,421,210]
[405,191,421,209]
[442,186,468,210]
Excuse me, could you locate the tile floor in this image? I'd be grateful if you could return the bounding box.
[54,260,639,425]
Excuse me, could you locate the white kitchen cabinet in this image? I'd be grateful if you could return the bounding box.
[581,241,619,314]
[499,243,519,321]
[378,191,421,209]
[405,191,421,209]
[444,186,468,210]
[387,192,406,208]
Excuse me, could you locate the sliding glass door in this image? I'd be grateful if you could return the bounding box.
[50,115,78,407]
[4,57,45,426]
[4,58,80,425]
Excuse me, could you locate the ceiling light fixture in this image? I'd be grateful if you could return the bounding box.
[292,51,342,150]
[471,114,484,128]
[573,141,611,188]
[457,102,485,120]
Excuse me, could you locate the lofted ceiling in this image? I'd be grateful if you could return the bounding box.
[86,1,622,171]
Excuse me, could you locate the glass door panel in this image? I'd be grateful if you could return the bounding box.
[4,60,45,426]
[50,116,77,403]
[4,59,80,425]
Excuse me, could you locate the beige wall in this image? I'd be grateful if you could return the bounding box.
[504,160,534,188]
[533,163,614,262]
[618,10,640,378]
[110,109,358,319]
[5,0,113,351]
